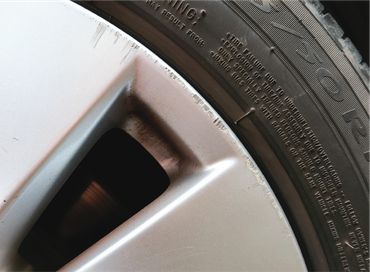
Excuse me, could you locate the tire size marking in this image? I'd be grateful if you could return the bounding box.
[250,0,369,163]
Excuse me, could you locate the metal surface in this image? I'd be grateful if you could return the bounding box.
[0,1,306,271]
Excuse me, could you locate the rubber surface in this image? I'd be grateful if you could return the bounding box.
[78,1,369,271]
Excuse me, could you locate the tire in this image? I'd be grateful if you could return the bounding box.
[0,1,367,271]
[75,1,370,271]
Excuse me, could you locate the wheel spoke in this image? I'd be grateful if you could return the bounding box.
[61,158,303,271]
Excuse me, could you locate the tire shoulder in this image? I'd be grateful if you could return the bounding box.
[305,0,370,84]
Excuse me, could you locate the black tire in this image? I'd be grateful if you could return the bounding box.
[76,1,369,271]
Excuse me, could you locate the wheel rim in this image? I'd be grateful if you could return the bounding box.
[0,2,306,271]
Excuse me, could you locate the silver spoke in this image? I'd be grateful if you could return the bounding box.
[61,158,304,271]
[0,1,306,271]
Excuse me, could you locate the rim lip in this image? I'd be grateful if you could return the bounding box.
[0,1,306,271]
